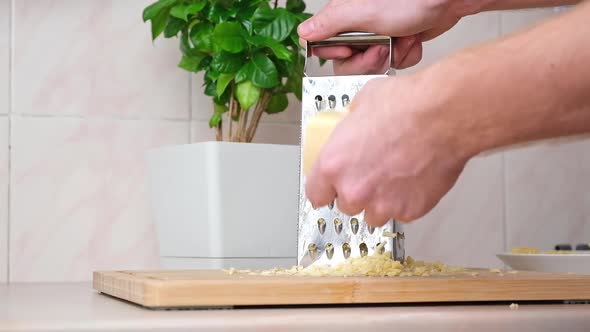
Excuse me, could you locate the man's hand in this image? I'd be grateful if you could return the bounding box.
[305,75,470,226]
[298,0,482,74]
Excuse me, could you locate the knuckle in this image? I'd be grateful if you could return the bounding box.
[317,154,342,179]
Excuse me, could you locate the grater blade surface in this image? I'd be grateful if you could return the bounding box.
[297,74,405,268]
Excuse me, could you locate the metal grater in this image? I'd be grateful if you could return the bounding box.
[297,33,405,268]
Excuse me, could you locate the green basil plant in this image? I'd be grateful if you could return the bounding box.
[143,0,313,142]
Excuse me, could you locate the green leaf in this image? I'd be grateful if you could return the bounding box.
[180,30,198,56]
[170,1,207,21]
[266,93,288,114]
[256,9,297,42]
[190,23,214,52]
[210,52,244,74]
[251,6,276,26]
[164,17,185,38]
[247,35,292,61]
[249,53,279,88]
[234,63,249,84]
[178,54,206,72]
[236,81,262,110]
[214,22,247,53]
[208,4,232,24]
[214,102,229,114]
[209,111,223,128]
[241,20,253,35]
[285,73,302,100]
[150,8,171,40]
[207,70,220,81]
[216,73,234,97]
[232,54,280,88]
[286,0,306,13]
[205,81,217,97]
[142,0,177,22]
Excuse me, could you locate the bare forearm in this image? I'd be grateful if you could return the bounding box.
[424,0,590,158]
[477,0,581,11]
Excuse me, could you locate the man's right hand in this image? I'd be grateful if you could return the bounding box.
[298,0,484,74]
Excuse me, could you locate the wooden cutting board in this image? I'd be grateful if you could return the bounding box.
[93,269,590,308]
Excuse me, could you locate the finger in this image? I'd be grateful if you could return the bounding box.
[334,183,371,216]
[312,46,353,60]
[363,204,391,228]
[334,45,389,75]
[297,0,375,41]
[420,18,459,42]
[392,36,416,67]
[305,162,337,209]
[396,41,423,69]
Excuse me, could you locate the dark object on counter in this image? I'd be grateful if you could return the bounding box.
[555,244,573,251]
[575,244,590,251]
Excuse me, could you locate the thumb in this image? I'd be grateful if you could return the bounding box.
[297,1,373,41]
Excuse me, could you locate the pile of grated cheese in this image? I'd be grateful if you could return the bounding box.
[224,251,468,278]
[511,246,574,254]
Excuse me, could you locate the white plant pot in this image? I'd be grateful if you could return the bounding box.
[145,141,299,270]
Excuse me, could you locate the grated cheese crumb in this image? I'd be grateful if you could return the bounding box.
[224,251,471,278]
[510,303,519,310]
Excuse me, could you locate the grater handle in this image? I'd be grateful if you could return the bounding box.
[304,32,394,76]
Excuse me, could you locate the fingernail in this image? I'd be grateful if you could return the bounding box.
[298,19,315,37]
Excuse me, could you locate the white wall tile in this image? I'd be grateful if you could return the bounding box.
[0,117,7,282]
[0,0,9,115]
[192,121,299,146]
[9,117,188,282]
[505,138,590,251]
[402,153,505,268]
[13,0,189,119]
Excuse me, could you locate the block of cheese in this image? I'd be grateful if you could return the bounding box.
[303,109,350,176]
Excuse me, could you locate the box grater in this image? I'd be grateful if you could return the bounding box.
[297,32,405,268]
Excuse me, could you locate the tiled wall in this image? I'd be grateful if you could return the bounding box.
[0,1,585,282]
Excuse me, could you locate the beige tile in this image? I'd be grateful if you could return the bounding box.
[500,8,563,35]
[0,117,7,282]
[0,0,8,115]
[9,117,189,282]
[402,153,505,268]
[505,138,590,251]
[13,0,189,119]
[400,11,500,74]
[192,121,300,146]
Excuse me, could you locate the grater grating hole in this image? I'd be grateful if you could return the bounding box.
[325,243,334,259]
[308,243,318,260]
[334,218,343,234]
[315,95,323,111]
[342,243,351,259]
[342,94,350,107]
[368,225,375,234]
[359,243,368,257]
[375,242,385,254]
[317,218,326,235]
[350,218,359,234]
[328,95,336,109]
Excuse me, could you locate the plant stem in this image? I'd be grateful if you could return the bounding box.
[236,107,248,142]
[246,91,272,142]
[216,121,223,141]
[274,0,278,8]
[227,88,235,142]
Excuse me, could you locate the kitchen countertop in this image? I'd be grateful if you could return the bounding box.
[1,283,589,331]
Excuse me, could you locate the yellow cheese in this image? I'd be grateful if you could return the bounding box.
[303,109,350,176]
